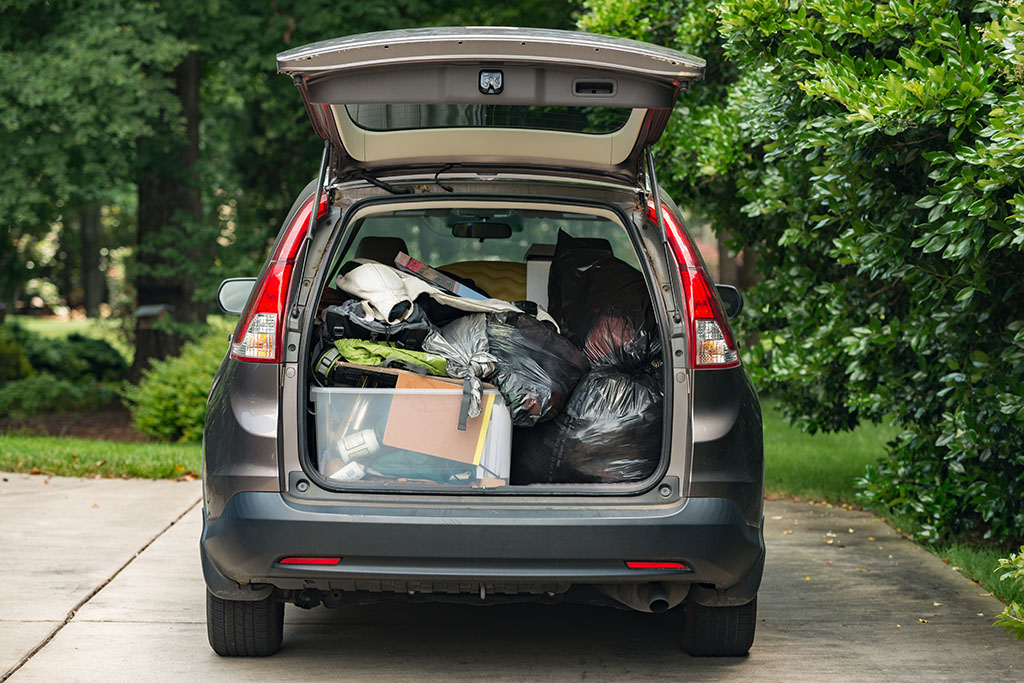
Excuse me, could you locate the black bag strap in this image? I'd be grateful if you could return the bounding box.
[457,377,472,432]
[382,357,429,375]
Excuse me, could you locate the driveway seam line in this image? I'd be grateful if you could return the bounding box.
[0,495,202,682]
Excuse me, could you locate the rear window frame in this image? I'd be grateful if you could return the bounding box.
[292,192,677,499]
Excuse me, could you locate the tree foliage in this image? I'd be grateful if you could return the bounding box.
[584,0,1024,543]
[0,0,187,304]
[1,0,578,359]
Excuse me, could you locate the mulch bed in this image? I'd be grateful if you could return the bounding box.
[0,406,154,442]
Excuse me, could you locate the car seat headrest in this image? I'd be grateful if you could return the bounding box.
[354,236,410,266]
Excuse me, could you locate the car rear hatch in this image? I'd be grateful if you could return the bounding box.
[277,27,705,184]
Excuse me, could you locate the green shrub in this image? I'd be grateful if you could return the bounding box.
[64,333,128,381]
[123,324,229,442]
[995,546,1024,642]
[584,0,1024,544]
[0,326,34,384]
[5,323,128,382]
[0,373,117,418]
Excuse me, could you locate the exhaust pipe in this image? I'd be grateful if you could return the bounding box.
[598,582,688,613]
[645,582,671,613]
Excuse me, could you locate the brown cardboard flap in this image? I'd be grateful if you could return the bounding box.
[381,374,494,465]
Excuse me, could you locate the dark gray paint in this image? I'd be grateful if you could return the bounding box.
[201,492,763,601]
[202,359,280,519]
[689,366,765,527]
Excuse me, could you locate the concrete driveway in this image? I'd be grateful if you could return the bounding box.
[1,472,1021,682]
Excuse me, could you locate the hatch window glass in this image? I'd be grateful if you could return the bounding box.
[345,104,634,135]
[342,207,638,267]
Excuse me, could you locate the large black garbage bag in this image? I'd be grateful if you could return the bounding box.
[547,230,660,371]
[511,367,663,484]
[484,311,589,427]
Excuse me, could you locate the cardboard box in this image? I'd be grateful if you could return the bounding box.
[381,373,496,465]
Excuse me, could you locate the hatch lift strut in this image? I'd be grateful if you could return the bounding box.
[643,147,685,331]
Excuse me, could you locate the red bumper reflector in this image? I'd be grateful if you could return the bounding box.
[626,561,687,570]
[279,557,341,566]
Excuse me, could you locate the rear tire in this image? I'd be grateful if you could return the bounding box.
[680,595,756,656]
[206,591,284,657]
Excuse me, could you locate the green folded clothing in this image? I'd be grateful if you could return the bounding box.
[332,338,448,376]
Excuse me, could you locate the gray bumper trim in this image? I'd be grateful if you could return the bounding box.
[201,493,764,598]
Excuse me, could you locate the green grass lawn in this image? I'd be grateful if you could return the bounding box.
[762,401,1023,607]
[0,434,200,479]
[764,403,899,501]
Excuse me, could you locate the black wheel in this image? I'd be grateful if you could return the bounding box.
[680,595,756,656]
[206,591,284,657]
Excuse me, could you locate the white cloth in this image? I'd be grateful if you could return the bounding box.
[336,261,557,329]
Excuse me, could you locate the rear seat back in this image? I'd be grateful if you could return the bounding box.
[440,261,527,302]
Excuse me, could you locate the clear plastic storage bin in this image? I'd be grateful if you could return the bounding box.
[311,386,512,487]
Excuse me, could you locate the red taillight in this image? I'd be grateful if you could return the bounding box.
[278,557,341,566]
[230,194,327,363]
[625,561,688,570]
[651,202,740,369]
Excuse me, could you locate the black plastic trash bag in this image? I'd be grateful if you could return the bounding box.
[485,311,589,427]
[320,298,432,349]
[511,367,663,484]
[547,230,660,371]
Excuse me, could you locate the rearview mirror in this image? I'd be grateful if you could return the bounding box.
[452,221,513,240]
[715,284,743,320]
[217,278,256,315]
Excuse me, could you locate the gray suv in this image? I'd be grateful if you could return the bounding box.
[202,27,763,658]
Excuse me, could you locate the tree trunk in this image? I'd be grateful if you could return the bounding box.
[738,247,761,290]
[717,230,740,286]
[80,201,103,318]
[131,50,203,379]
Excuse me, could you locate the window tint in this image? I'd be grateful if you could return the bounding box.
[346,104,634,135]
[343,208,638,268]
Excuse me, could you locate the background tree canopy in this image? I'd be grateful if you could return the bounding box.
[0,0,577,370]
[584,0,1024,544]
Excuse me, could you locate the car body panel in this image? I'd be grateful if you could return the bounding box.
[203,359,280,519]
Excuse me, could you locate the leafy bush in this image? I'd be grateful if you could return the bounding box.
[995,546,1024,641]
[123,324,229,442]
[0,326,34,384]
[3,324,128,382]
[63,333,128,381]
[584,0,1024,544]
[0,373,117,418]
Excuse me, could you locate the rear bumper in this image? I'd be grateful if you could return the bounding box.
[201,492,764,604]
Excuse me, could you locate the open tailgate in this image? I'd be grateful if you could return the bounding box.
[278,27,705,184]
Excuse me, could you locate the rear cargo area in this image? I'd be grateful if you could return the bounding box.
[304,200,667,491]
